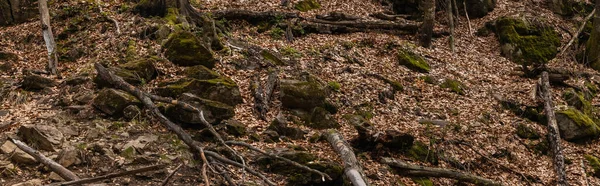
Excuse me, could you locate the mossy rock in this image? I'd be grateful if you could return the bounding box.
[256,150,317,172]
[164,93,234,125]
[516,123,540,139]
[261,50,287,66]
[155,78,242,106]
[224,119,247,137]
[585,154,600,178]
[183,65,221,80]
[407,141,438,164]
[563,88,592,114]
[22,74,57,90]
[305,107,340,129]
[495,16,560,67]
[280,79,328,111]
[294,0,321,12]
[397,48,430,73]
[163,31,215,67]
[268,117,305,140]
[92,88,141,117]
[532,138,549,155]
[287,161,344,186]
[94,57,158,87]
[556,108,600,141]
[440,79,466,95]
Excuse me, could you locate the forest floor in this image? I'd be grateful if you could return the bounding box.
[1,0,600,185]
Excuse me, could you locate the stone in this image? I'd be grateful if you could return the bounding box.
[280,79,328,111]
[22,74,57,90]
[0,141,37,164]
[440,79,466,95]
[122,135,158,153]
[262,130,280,143]
[73,91,95,105]
[563,88,592,114]
[224,119,247,137]
[123,105,141,120]
[556,108,600,141]
[164,93,235,125]
[305,107,340,129]
[64,76,90,86]
[397,47,430,73]
[516,123,541,139]
[267,114,305,139]
[155,78,242,106]
[11,179,43,186]
[49,172,64,181]
[163,31,215,67]
[94,57,158,87]
[56,147,81,168]
[183,65,221,80]
[17,125,64,151]
[92,88,141,117]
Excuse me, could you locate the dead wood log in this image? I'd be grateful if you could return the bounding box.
[324,129,368,186]
[538,71,568,186]
[49,164,165,186]
[94,63,276,186]
[38,0,59,76]
[305,19,419,32]
[316,12,361,21]
[381,157,502,186]
[253,70,279,121]
[12,139,79,181]
[369,12,411,21]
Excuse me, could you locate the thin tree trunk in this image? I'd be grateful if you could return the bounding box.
[419,0,435,47]
[324,129,368,186]
[463,1,472,36]
[447,0,455,53]
[38,0,58,76]
[539,72,567,186]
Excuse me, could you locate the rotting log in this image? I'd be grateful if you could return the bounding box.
[381,157,502,186]
[253,70,279,121]
[12,139,79,181]
[539,71,568,186]
[325,129,368,186]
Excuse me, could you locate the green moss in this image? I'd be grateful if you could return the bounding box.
[165,8,179,25]
[280,80,328,111]
[327,81,341,92]
[407,141,438,164]
[355,103,374,120]
[516,123,540,139]
[261,50,287,66]
[441,79,466,95]
[419,76,435,84]
[557,108,597,129]
[270,27,285,40]
[183,65,221,80]
[563,89,592,114]
[495,17,560,67]
[411,177,433,186]
[281,46,302,58]
[586,82,599,96]
[398,48,430,73]
[306,107,340,129]
[164,31,215,67]
[125,40,137,62]
[155,78,242,105]
[120,146,136,159]
[585,154,600,177]
[294,0,321,12]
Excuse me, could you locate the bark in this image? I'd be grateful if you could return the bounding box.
[12,139,79,181]
[49,164,165,186]
[253,70,279,121]
[447,0,455,53]
[382,157,502,186]
[325,129,368,186]
[539,72,567,186]
[38,0,58,76]
[419,0,435,47]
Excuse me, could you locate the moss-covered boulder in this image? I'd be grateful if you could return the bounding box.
[407,141,438,164]
[0,0,37,26]
[457,0,496,18]
[440,78,466,95]
[585,154,600,178]
[556,108,600,141]
[163,31,215,67]
[563,88,592,114]
[155,78,242,106]
[164,93,234,125]
[94,58,158,87]
[224,119,247,137]
[495,17,560,68]
[183,65,221,80]
[287,161,344,186]
[92,88,141,117]
[305,107,340,129]
[516,123,541,139]
[22,74,57,90]
[280,79,328,111]
[398,48,430,73]
[295,0,321,12]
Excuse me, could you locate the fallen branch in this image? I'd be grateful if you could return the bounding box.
[12,139,79,181]
[324,129,368,186]
[94,63,275,186]
[225,141,332,181]
[559,9,595,56]
[49,164,165,186]
[381,157,502,186]
[161,163,183,186]
[538,71,568,186]
[253,70,279,120]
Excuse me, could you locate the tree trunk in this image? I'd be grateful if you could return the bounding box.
[447,0,455,53]
[38,0,58,76]
[586,0,600,71]
[539,72,568,186]
[325,129,369,186]
[420,0,435,47]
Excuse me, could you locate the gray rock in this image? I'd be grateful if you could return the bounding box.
[92,88,141,117]
[0,141,37,164]
[280,79,328,111]
[17,125,64,151]
[49,172,64,181]
[556,108,600,141]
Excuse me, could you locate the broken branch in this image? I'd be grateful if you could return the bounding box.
[12,139,79,181]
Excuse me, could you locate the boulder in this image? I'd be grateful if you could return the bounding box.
[17,125,64,152]
[397,47,430,73]
[92,88,141,116]
[94,57,158,87]
[495,16,560,68]
[267,114,305,139]
[56,147,81,168]
[164,93,235,125]
[457,0,496,18]
[556,108,600,141]
[563,88,592,114]
[407,141,438,164]
[305,107,340,129]
[224,119,247,137]
[280,79,328,111]
[155,78,242,106]
[123,105,141,120]
[22,74,57,90]
[183,65,221,80]
[0,0,37,26]
[515,123,541,139]
[0,140,36,164]
[163,31,215,67]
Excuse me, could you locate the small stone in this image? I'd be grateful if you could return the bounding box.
[56,147,81,168]
[92,88,141,117]
[49,172,64,181]
[0,141,37,164]
[17,125,64,151]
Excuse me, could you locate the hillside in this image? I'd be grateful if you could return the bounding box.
[1,0,600,185]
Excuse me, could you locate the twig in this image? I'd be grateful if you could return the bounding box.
[200,148,210,186]
[12,139,79,181]
[382,157,502,185]
[225,141,332,181]
[49,164,166,186]
[559,9,596,56]
[95,0,121,35]
[210,157,236,186]
[463,1,472,36]
[161,163,183,186]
